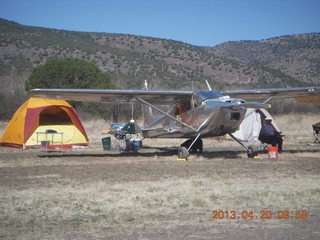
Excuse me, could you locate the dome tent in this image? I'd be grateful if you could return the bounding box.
[0,98,88,149]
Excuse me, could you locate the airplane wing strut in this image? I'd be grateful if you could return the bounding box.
[135,97,198,132]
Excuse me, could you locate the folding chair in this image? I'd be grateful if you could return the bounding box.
[312,123,320,143]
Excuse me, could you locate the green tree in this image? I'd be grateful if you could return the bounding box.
[25,58,116,90]
[25,58,118,119]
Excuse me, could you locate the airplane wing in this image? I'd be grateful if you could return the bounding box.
[28,86,320,105]
[222,87,320,102]
[295,95,320,103]
[28,89,193,105]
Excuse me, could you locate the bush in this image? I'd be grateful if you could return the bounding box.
[25,58,116,90]
[24,58,117,119]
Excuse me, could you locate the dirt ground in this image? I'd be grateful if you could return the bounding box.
[0,115,320,239]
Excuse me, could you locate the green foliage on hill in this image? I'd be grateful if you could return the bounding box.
[25,58,116,90]
[209,34,320,85]
[0,18,98,52]
[2,17,317,93]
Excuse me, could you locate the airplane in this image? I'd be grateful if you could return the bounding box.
[28,82,320,159]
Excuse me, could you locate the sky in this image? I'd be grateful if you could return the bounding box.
[1,0,319,46]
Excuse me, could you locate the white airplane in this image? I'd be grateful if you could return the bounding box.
[28,82,320,159]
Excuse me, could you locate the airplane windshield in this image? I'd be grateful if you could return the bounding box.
[196,91,224,101]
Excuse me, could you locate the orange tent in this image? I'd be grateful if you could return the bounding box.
[0,98,88,149]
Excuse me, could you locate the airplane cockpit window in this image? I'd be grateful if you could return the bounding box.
[224,99,246,104]
[192,94,200,108]
[233,99,246,104]
[174,101,191,115]
[196,91,224,102]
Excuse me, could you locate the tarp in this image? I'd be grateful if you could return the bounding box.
[233,108,281,142]
[233,108,262,142]
[0,98,88,149]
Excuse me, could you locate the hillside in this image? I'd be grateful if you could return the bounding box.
[0,18,319,119]
[0,18,311,93]
[208,34,320,85]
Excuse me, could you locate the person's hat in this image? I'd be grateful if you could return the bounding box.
[265,117,272,121]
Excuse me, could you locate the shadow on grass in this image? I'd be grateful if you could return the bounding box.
[37,147,177,158]
[280,149,320,154]
[37,145,320,159]
[37,147,244,159]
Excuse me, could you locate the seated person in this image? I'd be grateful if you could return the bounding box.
[259,117,283,152]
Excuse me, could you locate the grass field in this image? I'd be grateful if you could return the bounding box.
[0,114,319,239]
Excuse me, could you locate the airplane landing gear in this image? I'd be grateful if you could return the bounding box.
[247,145,258,158]
[229,133,259,158]
[178,147,189,159]
[180,138,203,153]
[178,135,203,160]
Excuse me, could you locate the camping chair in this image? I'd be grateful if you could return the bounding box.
[313,123,320,143]
[259,142,269,152]
[258,136,273,152]
[258,133,284,152]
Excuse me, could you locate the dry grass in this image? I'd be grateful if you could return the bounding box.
[0,114,319,239]
[1,170,319,235]
[82,118,110,144]
[274,113,319,141]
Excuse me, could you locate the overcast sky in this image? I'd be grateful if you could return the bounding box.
[1,0,319,46]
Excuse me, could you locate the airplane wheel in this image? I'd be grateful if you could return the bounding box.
[247,145,257,158]
[178,147,189,159]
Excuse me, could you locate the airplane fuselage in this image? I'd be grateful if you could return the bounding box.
[141,91,248,139]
